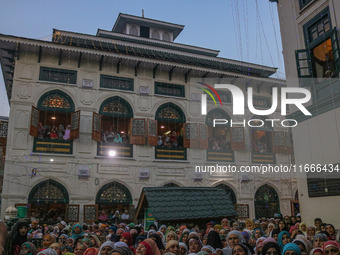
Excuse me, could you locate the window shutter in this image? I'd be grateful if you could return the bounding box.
[92,112,102,142]
[285,132,293,154]
[273,131,286,153]
[84,205,98,223]
[66,204,80,222]
[130,118,146,145]
[30,106,39,137]
[183,123,199,148]
[199,124,208,149]
[147,119,158,146]
[230,127,245,151]
[70,110,80,140]
[295,49,313,86]
[331,28,340,74]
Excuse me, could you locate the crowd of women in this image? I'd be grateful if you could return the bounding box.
[11,215,340,255]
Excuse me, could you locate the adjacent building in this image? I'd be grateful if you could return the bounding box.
[0,13,296,222]
[273,0,340,227]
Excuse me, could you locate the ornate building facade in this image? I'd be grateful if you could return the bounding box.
[0,13,296,222]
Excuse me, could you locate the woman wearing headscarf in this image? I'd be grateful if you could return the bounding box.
[49,243,62,255]
[137,238,161,255]
[245,220,255,231]
[221,219,231,231]
[71,224,84,240]
[279,222,288,233]
[227,231,245,248]
[98,241,115,255]
[179,242,188,255]
[299,223,308,237]
[136,236,147,247]
[323,241,340,255]
[13,222,29,255]
[84,247,99,255]
[188,232,200,241]
[255,237,267,255]
[207,230,223,249]
[278,232,291,251]
[313,233,328,248]
[19,242,37,255]
[189,239,202,254]
[253,229,265,240]
[309,248,323,255]
[37,248,58,255]
[232,243,254,255]
[242,231,251,244]
[307,227,316,242]
[159,225,167,236]
[112,246,135,255]
[164,240,180,255]
[325,225,338,241]
[149,233,165,253]
[120,232,136,254]
[270,230,281,243]
[179,232,189,245]
[261,242,281,255]
[82,237,93,249]
[90,234,102,248]
[266,224,276,238]
[293,238,310,255]
[282,243,301,255]
[167,231,179,243]
[61,245,73,254]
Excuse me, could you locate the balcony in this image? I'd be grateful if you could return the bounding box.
[155,146,187,160]
[33,138,73,154]
[97,142,133,158]
[251,152,276,164]
[207,149,234,162]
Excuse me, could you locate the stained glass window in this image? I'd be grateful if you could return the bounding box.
[255,184,280,218]
[96,182,132,205]
[156,103,185,122]
[100,97,133,117]
[38,90,75,112]
[28,179,69,204]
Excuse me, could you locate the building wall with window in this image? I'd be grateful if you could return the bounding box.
[274,0,340,227]
[0,13,296,222]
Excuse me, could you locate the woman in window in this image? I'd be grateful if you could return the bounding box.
[63,125,71,140]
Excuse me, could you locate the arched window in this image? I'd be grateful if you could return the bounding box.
[96,181,132,205]
[255,184,280,218]
[36,90,75,141]
[206,109,231,151]
[217,184,237,205]
[129,25,138,36]
[99,96,133,145]
[155,102,185,148]
[162,32,171,42]
[250,116,273,153]
[151,29,160,40]
[163,182,180,187]
[28,179,69,221]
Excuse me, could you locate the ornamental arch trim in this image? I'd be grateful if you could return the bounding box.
[28,179,69,204]
[155,102,186,123]
[95,181,133,205]
[37,90,75,112]
[99,96,133,118]
[206,108,231,126]
[254,184,280,218]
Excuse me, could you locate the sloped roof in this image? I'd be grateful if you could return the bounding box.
[136,187,236,221]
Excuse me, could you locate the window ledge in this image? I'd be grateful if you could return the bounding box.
[95,156,135,160]
[37,80,77,86]
[152,159,189,163]
[32,153,75,157]
[99,87,135,94]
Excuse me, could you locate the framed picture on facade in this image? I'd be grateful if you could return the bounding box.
[84,205,98,222]
[66,204,79,222]
[235,204,249,219]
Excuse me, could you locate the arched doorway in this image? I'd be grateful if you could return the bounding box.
[155,102,186,160]
[28,179,69,221]
[96,181,133,221]
[255,184,280,218]
[217,184,237,205]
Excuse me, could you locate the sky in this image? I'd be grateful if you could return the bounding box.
[0,0,284,117]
